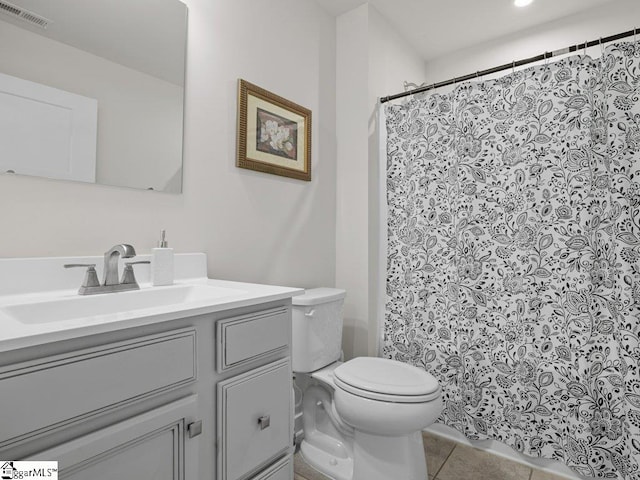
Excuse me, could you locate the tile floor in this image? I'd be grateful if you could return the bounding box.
[294,432,570,480]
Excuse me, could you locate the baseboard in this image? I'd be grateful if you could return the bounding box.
[425,423,586,480]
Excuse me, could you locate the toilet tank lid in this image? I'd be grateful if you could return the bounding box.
[292,288,346,306]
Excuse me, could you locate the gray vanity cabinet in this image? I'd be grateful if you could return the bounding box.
[0,327,200,480]
[0,300,294,480]
[0,328,197,450]
[29,396,199,480]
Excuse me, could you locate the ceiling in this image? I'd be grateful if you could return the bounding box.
[314,0,617,61]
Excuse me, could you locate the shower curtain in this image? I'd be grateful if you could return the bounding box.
[384,42,640,479]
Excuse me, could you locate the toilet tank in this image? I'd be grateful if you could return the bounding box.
[291,288,346,373]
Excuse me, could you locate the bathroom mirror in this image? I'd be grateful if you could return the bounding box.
[0,0,187,193]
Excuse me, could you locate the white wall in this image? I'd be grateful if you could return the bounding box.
[0,20,183,192]
[0,0,337,290]
[336,3,427,359]
[336,5,370,360]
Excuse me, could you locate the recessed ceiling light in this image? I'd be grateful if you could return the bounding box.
[514,0,534,7]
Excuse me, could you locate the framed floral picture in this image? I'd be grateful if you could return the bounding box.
[236,79,311,181]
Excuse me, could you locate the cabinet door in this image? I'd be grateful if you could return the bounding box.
[251,455,292,480]
[217,359,292,480]
[29,396,199,480]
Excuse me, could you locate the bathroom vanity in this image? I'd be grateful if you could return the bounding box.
[0,253,301,480]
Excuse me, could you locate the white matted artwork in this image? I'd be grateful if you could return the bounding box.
[236,79,311,181]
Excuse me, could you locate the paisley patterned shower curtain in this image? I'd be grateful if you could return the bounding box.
[384,42,640,479]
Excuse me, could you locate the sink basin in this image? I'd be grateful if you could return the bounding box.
[2,284,246,324]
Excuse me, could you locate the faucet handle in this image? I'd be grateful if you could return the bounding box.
[64,264,100,288]
[121,261,151,285]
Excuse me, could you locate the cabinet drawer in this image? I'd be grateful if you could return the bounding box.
[217,359,292,480]
[217,307,289,372]
[0,328,196,449]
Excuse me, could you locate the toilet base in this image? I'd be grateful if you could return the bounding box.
[352,430,427,480]
[301,429,427,480]
[300,438,353,480]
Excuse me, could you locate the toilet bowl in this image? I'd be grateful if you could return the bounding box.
[333,357,442,436]
[293,289,443,480]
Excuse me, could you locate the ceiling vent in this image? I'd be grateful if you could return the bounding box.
[0,0,51,28]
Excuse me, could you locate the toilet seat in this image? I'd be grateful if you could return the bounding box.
[333,357,440,403]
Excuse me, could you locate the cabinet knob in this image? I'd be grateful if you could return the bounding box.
[188,420,203,438]
[258,415,270,430]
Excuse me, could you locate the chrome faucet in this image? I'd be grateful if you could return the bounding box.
[64,244,150,295]
[103,244,136,286]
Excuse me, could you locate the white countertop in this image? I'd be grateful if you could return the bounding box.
[0,253,303,352]
[0,278,302,352]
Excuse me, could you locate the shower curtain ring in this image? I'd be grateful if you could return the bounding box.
[584,40,588,57]
[512,60,516,75]
[635,27,638,43]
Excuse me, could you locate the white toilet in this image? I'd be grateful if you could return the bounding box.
[292,288,443,480]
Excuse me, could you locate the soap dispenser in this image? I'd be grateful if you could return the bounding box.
[151,230,174,286]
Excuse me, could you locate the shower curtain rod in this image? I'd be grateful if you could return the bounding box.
[380,28,638,104]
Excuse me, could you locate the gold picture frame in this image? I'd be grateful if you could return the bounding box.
[236,79,311,181]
